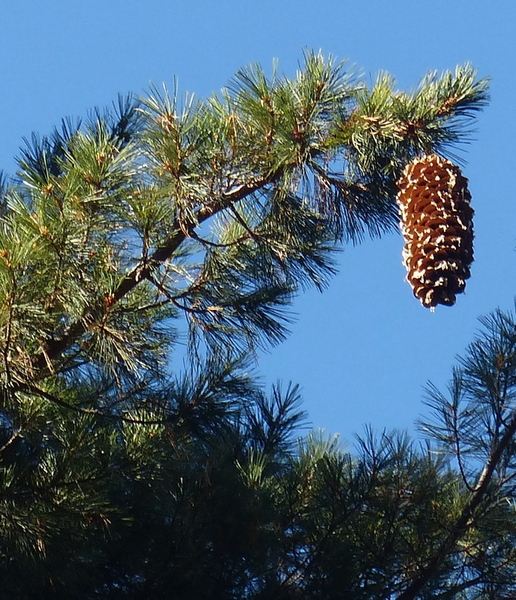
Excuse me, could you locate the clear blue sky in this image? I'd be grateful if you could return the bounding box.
[1,0,514,446]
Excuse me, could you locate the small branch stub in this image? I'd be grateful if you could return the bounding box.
[396,154,474,308]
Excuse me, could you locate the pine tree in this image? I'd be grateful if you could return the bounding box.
[1,51,508,599]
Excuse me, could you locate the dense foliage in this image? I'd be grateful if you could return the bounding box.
[2,52,512,599]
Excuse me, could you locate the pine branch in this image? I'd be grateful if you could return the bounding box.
[398,407,516,599]
[2,53,488,386]
[32,177,273,373]
[397,380,516,600]
[50,390,169,426]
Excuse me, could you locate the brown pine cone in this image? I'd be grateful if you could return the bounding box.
[396,154,474,308]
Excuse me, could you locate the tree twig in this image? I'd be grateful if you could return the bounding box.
[33,178,272,373]
[397,408,516,600]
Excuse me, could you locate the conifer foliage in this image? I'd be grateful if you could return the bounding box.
[1,52,509,599]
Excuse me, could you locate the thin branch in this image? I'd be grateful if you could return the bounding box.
[0,429,21,454]
[20,382,172,426]
[397,408,516,600]
[188,227,253,248]
[32,177,272,373]
[451,402,474,493]
[434,575,489,600]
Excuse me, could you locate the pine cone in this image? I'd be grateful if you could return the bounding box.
[396,154,474,308]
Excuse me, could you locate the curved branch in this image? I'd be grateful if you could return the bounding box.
[32,178,272,374]
[397,408,516,600]
[20,382,174,426]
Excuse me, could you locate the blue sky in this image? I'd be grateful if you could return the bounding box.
[1,0,514,446]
